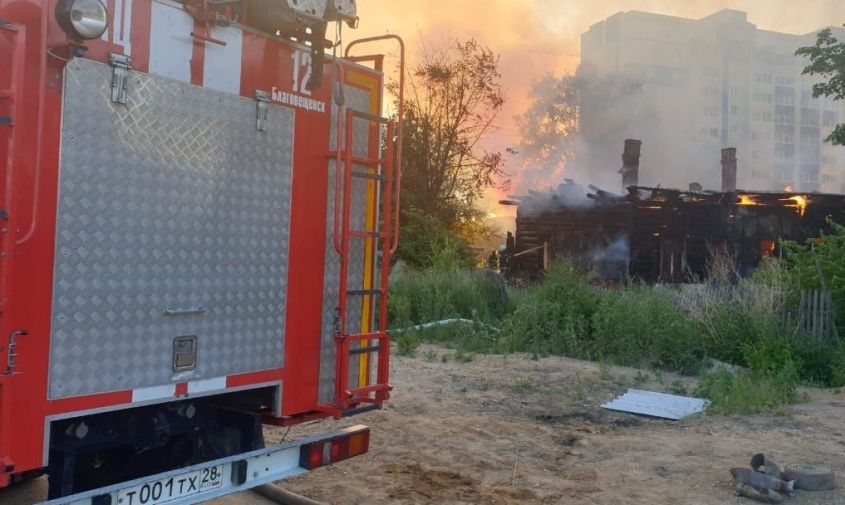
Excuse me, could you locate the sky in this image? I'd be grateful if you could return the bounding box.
[351,1,845,224]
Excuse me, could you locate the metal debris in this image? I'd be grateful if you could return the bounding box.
[601,389,709,420]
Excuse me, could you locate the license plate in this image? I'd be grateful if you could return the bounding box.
[116,465,224,505]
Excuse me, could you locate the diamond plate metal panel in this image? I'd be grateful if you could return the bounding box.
[49,58,294,399]
[319,86,373,404]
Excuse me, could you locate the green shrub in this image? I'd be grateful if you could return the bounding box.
[829,348,845,387]
[744,334,802,379]
[782,220,845,336]
[498,262,598,357]
[592,286,704,374]
[532,262,599,321]
[395,329,421,357]
[389,268,509,327]
[395,208,476,270]
[697,307,770,366]
[499,299,590,357]
[697,365,800,415]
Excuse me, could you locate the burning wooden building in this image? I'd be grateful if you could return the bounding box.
[503,141,845,283]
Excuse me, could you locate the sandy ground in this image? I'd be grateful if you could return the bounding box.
[4,344,845,504]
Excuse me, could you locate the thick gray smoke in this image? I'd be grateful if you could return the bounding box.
[589,235,630,280]
[509,64,733,199]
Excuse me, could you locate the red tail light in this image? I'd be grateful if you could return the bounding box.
[299,426,370,470]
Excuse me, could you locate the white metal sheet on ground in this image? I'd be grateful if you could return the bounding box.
[601,389,709,420]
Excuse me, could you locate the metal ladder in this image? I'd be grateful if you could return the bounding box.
[331,108,397,411]
[0,20,25,485]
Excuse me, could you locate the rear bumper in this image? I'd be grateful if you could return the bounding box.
[40,425,370,505]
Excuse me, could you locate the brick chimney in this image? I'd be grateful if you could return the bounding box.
[619,139,642,191]
[721,147,737,192]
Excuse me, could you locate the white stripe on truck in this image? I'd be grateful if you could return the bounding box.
[188,377,227,394]
[132,384,177,403]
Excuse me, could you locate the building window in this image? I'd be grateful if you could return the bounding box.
[801,108,820,126]
[775,86,795,105]
[800,126,821,145]
[752,130,772,141]
[800,145,820,163]
[800,164,820,183]
[775,105,795,124]
[754,93,773,103]
[775,125,794,143]
[731,105,739,114]
[801,89,820,108]
[774,163,793,184]
[774,144,795,162]
[823,110,839,127]
[752,111,772,122]
[760,240,777,258]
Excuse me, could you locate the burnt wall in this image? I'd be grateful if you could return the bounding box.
[506,188,845,283]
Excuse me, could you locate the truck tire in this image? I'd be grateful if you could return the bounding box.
[781,463,835,491]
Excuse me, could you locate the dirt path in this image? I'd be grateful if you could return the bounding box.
[276,345,845,504]
[4,345,845,504]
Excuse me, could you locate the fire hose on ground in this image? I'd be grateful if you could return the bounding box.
[731,453,835,503]
[391,318,500,334]
[253,484,328,505]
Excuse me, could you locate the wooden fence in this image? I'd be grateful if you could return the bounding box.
[796,289,840,343]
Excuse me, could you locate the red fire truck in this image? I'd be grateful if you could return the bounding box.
[0,0,404,502]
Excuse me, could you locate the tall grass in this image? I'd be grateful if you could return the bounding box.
[593,286,704,374]
[389,268,509,327]
[499,263,597,357]
[389,254,845,412]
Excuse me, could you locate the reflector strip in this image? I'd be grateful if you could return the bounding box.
[132,384,176,402]
[188,377,227,394]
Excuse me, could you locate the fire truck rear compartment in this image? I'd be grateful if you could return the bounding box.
[49,58,294,399]
[47,387,274,499]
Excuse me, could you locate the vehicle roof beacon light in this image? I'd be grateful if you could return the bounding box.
[56,0,109,40]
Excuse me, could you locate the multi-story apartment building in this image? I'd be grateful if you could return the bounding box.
[581,9,845,193]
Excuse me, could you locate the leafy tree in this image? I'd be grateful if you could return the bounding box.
[395,208,474,270]
[796,26,845,145]
[517,73,582,167]
[515,66,642,185]
[391,39,506,267]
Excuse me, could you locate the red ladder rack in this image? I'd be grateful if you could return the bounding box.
[316,35,405,417]
[332,109,396,411]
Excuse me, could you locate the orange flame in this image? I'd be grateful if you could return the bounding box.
[737,194,758,206]
[782,195,808,217]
